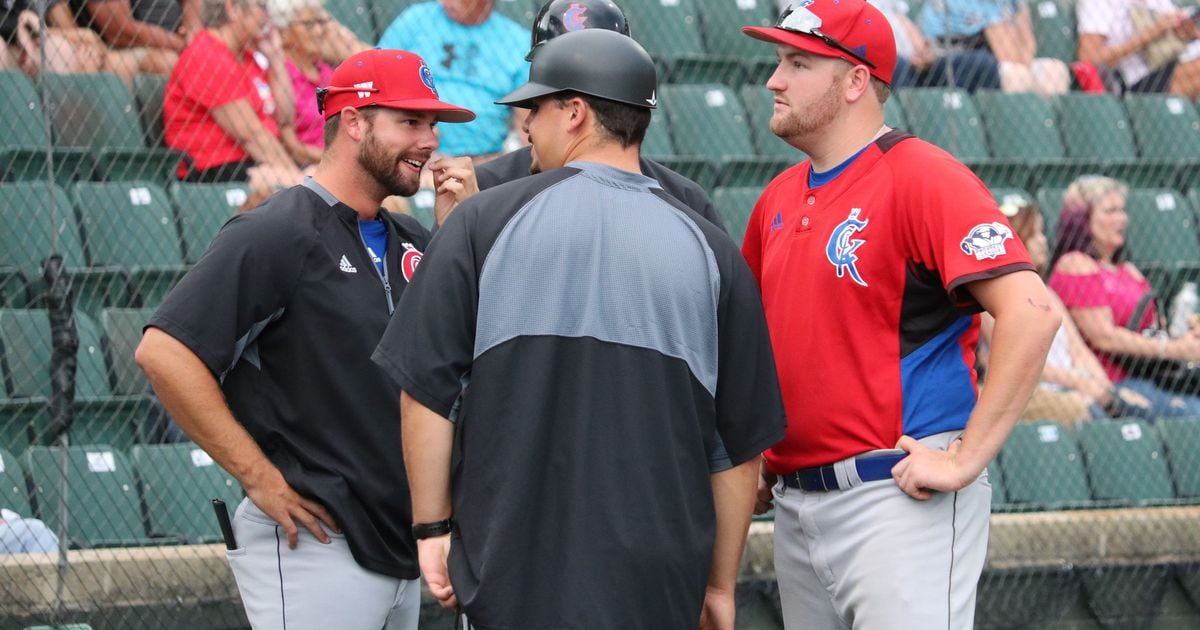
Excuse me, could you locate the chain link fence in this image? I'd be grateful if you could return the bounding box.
[2,0,1200,627]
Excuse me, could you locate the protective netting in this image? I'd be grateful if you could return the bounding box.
[3,0,1200,626]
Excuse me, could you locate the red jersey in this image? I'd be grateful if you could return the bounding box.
[164,30,279,176]
[743,131,1034,472]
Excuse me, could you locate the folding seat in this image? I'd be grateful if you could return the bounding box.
[0,183,131,316]
[1029,0,1077,63]
[975,565,1077,629]
[24,445,164,548]
[898,88,1027,189]
[1123,94,1200,191]
[691,0,773,84]
[72,182,189,309]
[624,0,736,84]
[987,459,1008,510]
[642,114,676,160]
[712,187,762,247]
[1158,418,1200,502]
[739,85,807,160]
[101,308,157,397]
[0,70,93,186]
[975,90,1071,189]
[1035,187,1066,243]
[40,72,180,186]
[1055,92,1176,188]
[326,0,379,41]
[1077,419,1175,506]
[997,421,1092,509]
[0,447,32,518]
[132,74,170,150]
[0,309,144,450]
[1122,188,1200,299]
[661,84,788,187]
[132,443,243,543]
[169,182,248,263]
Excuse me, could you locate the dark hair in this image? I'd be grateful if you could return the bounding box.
[553,91,650,148]
[322,107,378,148]
[1049,175,1129,270]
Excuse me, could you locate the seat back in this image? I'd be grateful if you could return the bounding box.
[0,446,32,517]
[132,444,243,542]
[661,84,755,159]
[0,70,50,147]
[622,0,705,57]
[169,182,248,263]
[740,85,806,159]
[975,91,1066,160]
[1158,418,1200,500]
[102,308,156,396]
[1029,0,1077,62]
[1123,189,1199,267]
[898,88,990,161]
[1054,93,1138,160]
[998,422,1092,508]
[1078,419,1175,504]
[712,187,761,247]
[41,73,148,151]
[1124,94,1200,160]
[1035,187,1066,242]
[0,183,89,278]
[132,74,170,150]
[24,445,148,547]
[0,309,111,399]
[72,182,184,268]
[643,114,676,159]
[697,0,775,59]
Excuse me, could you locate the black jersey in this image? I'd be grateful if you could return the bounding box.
[475,145,727,233]
[373,161,785,628]
[148,179,429,579]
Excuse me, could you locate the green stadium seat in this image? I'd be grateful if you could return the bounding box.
[974,90,1072,189]
[712,186,761,247]
[1123,94,1200,191]
[169,182,247,264]
[661,84,788,186]
[0,447,32,517]
[643,114,675,160]
[1029,0,1076,63]
[132,74,169,150]
[1035,186,1065,243]
[0,70,94,187]
[975,565,1077,629]
[739,85,807,160]
[1157,418,1200,501]
[72,182,189,309]
[132,444,242,543]
[655,157,718,191]
[1079,564,1172,629]
[1123,189,1200,299]
[1077,419,1175,506]
[101,308,156,397]
[987,459,1007,509]
[41,73,181,185]
[898,88,1026,189]
[696,0,775,61]
[1054,93,1176,188]
[325,0,378,44]
[883,93,907,131]
[24,445,165,548]
[997,421,1092,509]
[625,0,732,84]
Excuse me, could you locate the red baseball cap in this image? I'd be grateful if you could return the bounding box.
[743,0,897,85]
[320,49,476,122]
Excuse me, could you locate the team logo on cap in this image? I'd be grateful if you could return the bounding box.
[563,3,588,30]
[827,208,869,287]
[401,242,423,282]
[419,61,438,97]
[960,222,1013,261]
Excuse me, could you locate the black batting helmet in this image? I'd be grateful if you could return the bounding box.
[525,0,631,61]
[498,29,657,110]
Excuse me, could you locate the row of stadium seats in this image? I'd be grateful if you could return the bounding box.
[0,307,156,453]
[0,443,242,548]
[0,181,248,314]
[989,419,1200,510]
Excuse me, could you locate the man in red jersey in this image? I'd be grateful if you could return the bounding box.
[740,2,1060,628]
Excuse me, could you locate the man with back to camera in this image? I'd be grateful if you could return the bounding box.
[474,0,728,232]
[135,49,475,629]
[372,28,787,630]
[739,2,1059,628]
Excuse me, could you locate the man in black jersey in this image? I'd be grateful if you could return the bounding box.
[135,49,473,629]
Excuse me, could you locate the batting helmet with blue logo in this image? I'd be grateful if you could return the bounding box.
[526,0,630,61]
[499,28,656,110]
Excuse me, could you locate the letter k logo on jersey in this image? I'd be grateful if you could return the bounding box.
[826,208,869,287]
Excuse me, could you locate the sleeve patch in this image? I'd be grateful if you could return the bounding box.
[959,222,1014,261]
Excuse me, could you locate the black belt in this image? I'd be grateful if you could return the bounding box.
[781,452,907,492]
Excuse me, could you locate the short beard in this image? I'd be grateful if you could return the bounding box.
[770,78,842,142]
[357,128,418,198]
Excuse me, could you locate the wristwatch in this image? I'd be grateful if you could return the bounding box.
[411,518,453,540]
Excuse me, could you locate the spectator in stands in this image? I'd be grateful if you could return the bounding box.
[1049,175,1200,418]
[980,195,1153,426]
[0,508,58,554]
[917,0,1069,96]
[870,0,1001,91]
[268,0,369,162]
[1076,0,1200,97]
[1,0,120,76]
[67,0,200,82]
[163,0,305,184]
[377,0,529,161]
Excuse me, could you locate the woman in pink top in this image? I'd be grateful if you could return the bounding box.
[1048,175,1200,418]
